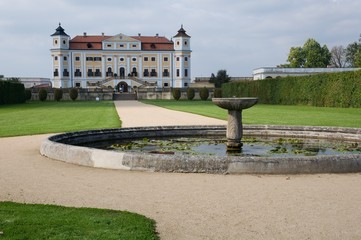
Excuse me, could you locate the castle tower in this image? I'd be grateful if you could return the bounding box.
[173,25,191,88]
[50,23,70,88]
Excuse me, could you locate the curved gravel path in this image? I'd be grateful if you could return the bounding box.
[1,101,361,239]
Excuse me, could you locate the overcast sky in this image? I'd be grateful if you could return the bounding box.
[1,0,360,79]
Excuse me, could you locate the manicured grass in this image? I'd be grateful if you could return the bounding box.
[141,100,361,128]
[0,202,159,240]
[0,101,121,137]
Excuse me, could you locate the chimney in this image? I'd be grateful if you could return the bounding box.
[138,33,141,36]
[83,32,87,37]
[102,32,104,36]
[156,33,159,37]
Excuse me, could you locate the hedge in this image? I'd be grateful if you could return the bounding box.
[222,70,361,108]
[0,81,26,105]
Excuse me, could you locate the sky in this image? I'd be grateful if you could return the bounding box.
[1,0,361,79]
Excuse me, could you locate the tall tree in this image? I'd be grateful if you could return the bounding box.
[330,45,347,68]
[209,70,230,88]
[346,41,361,67]
[285,38,331,68]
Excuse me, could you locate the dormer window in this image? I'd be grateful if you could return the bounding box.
[132,57,137,62]
[184,41,187,45]
[87,43,92,48]
[107,44,112,47]
[63,40,66,44]
[177,41,180,45]
[55,40,58,45]
[150,43,156,49]
[132,44,137,48]
[107,58,112,62]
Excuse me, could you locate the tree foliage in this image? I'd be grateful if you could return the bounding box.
[345,33,361,67]
[330,45,347,68]
[286,38,331,68]
[209,70,230,88]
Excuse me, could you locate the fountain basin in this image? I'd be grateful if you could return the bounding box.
[212,98,258,110]
[40,125,361,174]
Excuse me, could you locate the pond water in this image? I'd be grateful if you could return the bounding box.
[81,137,361,158]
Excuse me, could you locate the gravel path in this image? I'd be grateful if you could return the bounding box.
[1,101,360,239]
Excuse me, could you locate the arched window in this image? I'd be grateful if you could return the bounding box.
[107,67,113,77]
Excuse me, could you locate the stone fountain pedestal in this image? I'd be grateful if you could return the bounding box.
[212,98,258,151]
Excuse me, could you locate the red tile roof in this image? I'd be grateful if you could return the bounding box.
[69,35,174,51]
[132,36,174,51]
[69,35,111,50]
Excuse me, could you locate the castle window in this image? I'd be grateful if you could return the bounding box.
[88,69,94,77]
[106,67,113,77]
[132,57,137,62]
[119,44,124,47]
[107,58,112,62]
[143,69,149,77]
[86,57,93,61]
[185,69,188,77]
[95,69,101,77]
[184,83,188,87]
[132,44,137,48]
[176,69,180,77]
[144,57,148,61]
[55,40,58,45]
[75,83,81,87]
[150,69,157,77]
[75,57,80,61]
[75,69,81,77]
[63,56,67,61]
[120,57,124,61]
[54,56,58,61]
[176,57,180,61]
[63,69,69,77]
[107,44,112,47]
[94,57,102,61]
[177,41,180,45]
[63,40,66,44]
[54,69,59,77]
[151,57,156,62]
[163,69,169,77]
[164,57,168,62]
[164,83,169,87]
[185,57,188,61]
[184,41,187,45]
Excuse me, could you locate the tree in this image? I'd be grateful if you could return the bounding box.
[346,39,361,67]
[330,45,347,68]
[209,70,230,88]
[285,38,331,68]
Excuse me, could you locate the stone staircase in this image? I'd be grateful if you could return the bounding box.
[113,93,137,101]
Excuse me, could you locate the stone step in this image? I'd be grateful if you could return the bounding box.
[113,93,137,101]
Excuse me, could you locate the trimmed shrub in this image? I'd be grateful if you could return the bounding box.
[38,89,48,102]
[222,70,361,108]
[24,89,32,101]
[213,88,222,98]
[69,88,79,101]
[0,81,25,105]
[199,87,209,101]
[186,88,195,100]
[172,88,181,100]
[54,89,63,102]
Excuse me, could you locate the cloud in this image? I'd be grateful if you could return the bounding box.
[0,0,361,78]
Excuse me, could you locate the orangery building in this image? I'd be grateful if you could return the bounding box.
[50,24,191,91]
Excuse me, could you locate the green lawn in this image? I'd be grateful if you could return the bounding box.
[141,100,361,128]
[0,202,159,240]
[0,101,121,137]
